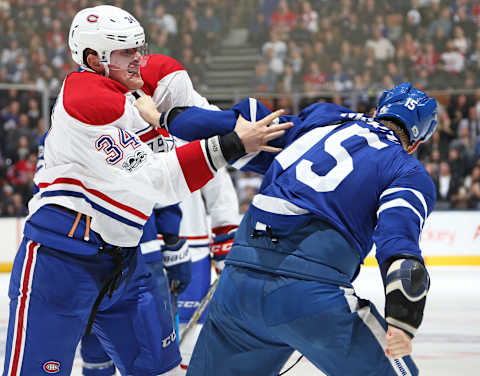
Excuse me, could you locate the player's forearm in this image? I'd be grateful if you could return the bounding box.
[166,106,238,141]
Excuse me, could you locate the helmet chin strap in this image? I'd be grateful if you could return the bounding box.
[407,140,421,154]
[102,62,110,78]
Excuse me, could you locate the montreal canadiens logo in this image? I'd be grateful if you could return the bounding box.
[43,361,60,374]
[87,14,98,23]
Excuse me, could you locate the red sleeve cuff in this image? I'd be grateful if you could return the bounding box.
[176,140,214,192]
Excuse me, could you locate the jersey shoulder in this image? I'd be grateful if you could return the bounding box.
[141,54,185,96]
[62,72,128,126]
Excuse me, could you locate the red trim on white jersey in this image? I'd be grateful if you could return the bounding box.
[63,72,129,126]
[157,234,209,241]
[37,177,149,220]
[7,241,39,376]
[138,127,169,143]
[140,54,184,96]
[176,141,214,192]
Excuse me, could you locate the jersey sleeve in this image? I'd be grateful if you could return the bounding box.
[201,167,240,228]
[373,167,436,266]
[154,204,182,235]
[150,69,219,112]
[167,98,295,175]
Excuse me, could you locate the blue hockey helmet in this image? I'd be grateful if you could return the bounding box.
[375,82,438,145]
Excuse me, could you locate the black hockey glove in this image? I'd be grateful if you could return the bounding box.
[380,255,430,338]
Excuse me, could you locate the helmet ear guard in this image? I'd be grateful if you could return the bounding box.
[375,82,438,146]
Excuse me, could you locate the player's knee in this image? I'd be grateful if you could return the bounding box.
[82,360,115,376]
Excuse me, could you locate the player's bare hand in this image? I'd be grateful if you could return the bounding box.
[385,325,412,358]
[134,95,161,127]
[234,110,293,153]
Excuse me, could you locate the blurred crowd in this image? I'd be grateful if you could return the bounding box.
[0,0,479,215]
[250,0,480,94]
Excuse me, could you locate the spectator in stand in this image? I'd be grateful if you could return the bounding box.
[386,62,404,86]
[448,144,468,184]
[415,42,439,76]
[468,105,480,139]
[311,40,331,74]
[35,66,60,93]
[359,0,376,26]
[149,29,172,56]
[366,27,395,62]
[269,0,296,36]
[441,39,466,76]
[303,61,327,92]
[5,122,32,163]
[343,13,367,47]
[299,0,318,34]
[328,60,353,92]
[453,25,469,55]
[251,60,269,92]
[1,100,20,136]
[198,6,221,52]
[185,18,208,58]
[279,63,294,93]
[248,13,269,49]
[452,125,477,165]
[436,161,457,208]
[405,7,421,36]
[456,6,477,44]
[1,39,23,67]
[428,6,453,39]
[181,47,205,88]
[151,4,178,36]
[262,29,287,91]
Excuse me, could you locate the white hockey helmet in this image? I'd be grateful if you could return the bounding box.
[68,5,146,70]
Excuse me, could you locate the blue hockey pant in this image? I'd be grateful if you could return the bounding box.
[187,265,418,376]
[3,238,180,376]
[80,260,177,376]
[177,254,211,324]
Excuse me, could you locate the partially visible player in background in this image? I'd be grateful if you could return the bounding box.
[160,83,437,375]
[80,54,240,375]
[139,53,240,370]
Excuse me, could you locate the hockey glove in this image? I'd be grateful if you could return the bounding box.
[381,256,430,338]
[211,225,238,273]
[162,236,192,295]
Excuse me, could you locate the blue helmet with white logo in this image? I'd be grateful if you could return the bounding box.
[375,82,438,145]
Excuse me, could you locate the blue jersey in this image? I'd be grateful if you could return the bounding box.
[168,99,436,283]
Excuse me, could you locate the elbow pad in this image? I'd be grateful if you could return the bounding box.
[383,257,430,338]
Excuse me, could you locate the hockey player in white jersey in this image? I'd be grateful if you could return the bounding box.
[2,5,290,376]
[139,53,240,370]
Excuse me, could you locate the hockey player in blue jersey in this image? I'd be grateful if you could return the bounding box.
[160,83,437,375]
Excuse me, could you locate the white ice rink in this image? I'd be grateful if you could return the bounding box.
[0,267,478,375]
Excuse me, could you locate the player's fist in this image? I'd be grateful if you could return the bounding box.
[385,325,412,359]
[211,225,238,273]
[134,94,162,127]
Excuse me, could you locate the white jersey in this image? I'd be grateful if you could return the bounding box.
[139,55,239,260]
[30,71,218,247]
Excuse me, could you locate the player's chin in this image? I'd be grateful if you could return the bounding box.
[124,71,144,90]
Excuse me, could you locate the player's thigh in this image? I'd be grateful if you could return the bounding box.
[187,266,293,376]
[178,253,211,323]
[4,240,92,376]
[94,258,181,375]
[266,282,418,376]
